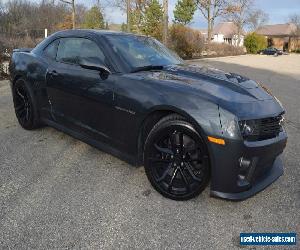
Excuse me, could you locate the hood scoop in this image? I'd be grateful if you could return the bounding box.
[166,65,260,90]
[225,72,259,89]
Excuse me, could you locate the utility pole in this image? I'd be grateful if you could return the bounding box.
[163,0,168,45]
[59,0,76,29]
[71,0,75,29]
[127,0,130,32]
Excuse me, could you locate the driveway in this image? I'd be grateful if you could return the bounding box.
[0,54,299,249]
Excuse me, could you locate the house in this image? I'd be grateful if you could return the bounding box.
[197,28,208,40]
[212,22,244,47]
[256,23,300,51]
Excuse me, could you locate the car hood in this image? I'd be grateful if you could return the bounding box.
[131,64,274,103]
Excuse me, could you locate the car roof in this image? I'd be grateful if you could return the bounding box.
[52,29,145,38]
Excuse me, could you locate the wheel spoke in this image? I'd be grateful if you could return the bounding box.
[16,89,25,100]
[184,145,199,154]
[154,143,173,155]
[170,132,177,149]
[168,167,179,191]
[187,158,199,163]
[185,162,202,182]
[156,162,173,182]
[179,132,184,152]
[178,167,190,191]
[18,108,26,117]
[148,157,172,164]
[15,104,25,112]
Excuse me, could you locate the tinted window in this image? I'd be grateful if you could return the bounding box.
[106,35,182,69]
[56,38,105,65]
[44,40,59,60]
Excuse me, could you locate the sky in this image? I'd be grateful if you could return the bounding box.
[3,0,300,28]
[96,0,300,28]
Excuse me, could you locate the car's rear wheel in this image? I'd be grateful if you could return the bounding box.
[13,78,41,130]
[144,115,210,200]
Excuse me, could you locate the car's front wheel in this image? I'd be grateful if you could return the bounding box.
[144,115,210,200]
[12,78,41,130]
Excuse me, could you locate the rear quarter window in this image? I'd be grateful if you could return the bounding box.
[43,40,59,60]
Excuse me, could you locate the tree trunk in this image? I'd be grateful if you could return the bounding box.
[288,36,292,52]
[126,0,130,32]
[72,0,75,29]
[207,8,211,44]
[163,0,168,45]
[237,28,241,47]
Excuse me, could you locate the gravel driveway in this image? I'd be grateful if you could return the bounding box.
[0,54,299,249]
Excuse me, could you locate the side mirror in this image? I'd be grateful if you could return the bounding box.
[79,58,111,80]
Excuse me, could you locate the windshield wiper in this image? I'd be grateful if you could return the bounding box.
[131,65,164,73]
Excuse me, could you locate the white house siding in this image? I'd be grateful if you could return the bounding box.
[232,35,244,47]
[212,34,244,46]
[213,34,224,43]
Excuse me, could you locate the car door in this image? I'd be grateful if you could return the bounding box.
[46,37,115,143]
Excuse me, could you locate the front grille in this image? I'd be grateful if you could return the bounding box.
[239,114,284,141]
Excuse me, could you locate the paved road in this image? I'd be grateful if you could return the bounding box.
[0,55,299,249]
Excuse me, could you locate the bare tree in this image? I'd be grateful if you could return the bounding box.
[59,0,76,29]
[224,0,253,46]
[247,9,268,31]
[0,0,72,50]
[288,14,300,36]
[195,0,227,44]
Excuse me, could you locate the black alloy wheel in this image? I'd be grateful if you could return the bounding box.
[13,79,40,130]
[144,115,210,200]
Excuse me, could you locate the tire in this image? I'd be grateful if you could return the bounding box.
[12,78,41,130]
[144,114,210,200]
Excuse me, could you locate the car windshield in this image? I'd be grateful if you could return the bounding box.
[105,34,183,70]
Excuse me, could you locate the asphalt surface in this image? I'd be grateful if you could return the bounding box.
[0,55,299,249]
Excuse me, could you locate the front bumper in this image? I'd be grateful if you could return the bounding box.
[209,131,287,201]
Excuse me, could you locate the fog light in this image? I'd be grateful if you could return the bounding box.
[239,157,251,170]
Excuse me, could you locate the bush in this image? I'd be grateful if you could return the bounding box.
[292,49,300,53]
[244,32,267,54]
[0,56,7,80]
[205,43,245,57]
[168,24,204,59]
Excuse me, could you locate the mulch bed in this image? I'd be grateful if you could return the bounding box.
[0,75,9,81]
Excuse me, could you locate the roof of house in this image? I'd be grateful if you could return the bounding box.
[256,23,297,36]
[213,22,244,38]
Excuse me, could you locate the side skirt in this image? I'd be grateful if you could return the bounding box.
[41,118,139,167]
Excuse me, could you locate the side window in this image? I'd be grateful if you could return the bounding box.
[44,40,59,60]
[56,38,106,66]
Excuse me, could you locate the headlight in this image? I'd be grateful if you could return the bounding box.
[226,120,238,137]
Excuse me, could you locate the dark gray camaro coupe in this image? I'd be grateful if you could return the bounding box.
[9,30,287,200]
